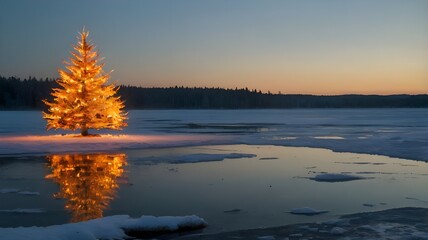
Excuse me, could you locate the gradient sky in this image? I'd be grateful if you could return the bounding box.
[0,0,427,94]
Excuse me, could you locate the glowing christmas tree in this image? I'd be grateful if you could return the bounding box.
[43,29,127,136]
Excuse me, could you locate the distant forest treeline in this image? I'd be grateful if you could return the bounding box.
[1,76,427,109]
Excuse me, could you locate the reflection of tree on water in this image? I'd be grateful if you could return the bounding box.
[45,153,127,222]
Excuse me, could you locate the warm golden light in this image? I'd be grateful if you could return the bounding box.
[45,153,127,222]
[43,29,127,136]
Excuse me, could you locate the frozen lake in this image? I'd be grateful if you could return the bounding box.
[0,109,427,235]
[0,109,427,160]
[2,145,428,234]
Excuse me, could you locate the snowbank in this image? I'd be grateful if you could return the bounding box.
[178,207,428,240]
[0,214,207,240]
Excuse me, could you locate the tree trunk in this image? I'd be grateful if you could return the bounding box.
[81,127,89,136]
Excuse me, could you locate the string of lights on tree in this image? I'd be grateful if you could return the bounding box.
[43,29,127,136]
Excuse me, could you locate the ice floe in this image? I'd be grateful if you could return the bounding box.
[312,136,345,140]
[288,207,328,216]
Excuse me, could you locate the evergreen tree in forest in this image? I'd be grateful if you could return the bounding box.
[43,29,127,136]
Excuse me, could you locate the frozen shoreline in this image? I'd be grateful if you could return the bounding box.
[180,207,428,240]
[0,133,426,162]
[3,207,426,240]
[0,109,426,161]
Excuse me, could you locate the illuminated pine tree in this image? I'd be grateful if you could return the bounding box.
[43,29,127,136]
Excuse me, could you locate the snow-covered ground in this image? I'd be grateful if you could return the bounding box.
[0,214,207,240]
[179,207,428,240]
[0,109,428,239]
[0,109,427,161]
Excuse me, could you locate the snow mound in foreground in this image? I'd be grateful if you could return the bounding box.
[0,214,207,240]
[309,173,369,182]
[289,207,328,216]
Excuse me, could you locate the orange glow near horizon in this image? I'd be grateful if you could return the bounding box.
[118,60,428,95]
[2,1,427,95]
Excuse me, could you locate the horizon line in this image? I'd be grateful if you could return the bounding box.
[1,75,426,97]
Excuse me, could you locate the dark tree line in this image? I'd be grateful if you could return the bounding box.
[1,76,427,110]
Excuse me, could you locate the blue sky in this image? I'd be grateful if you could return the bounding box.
[0,0,427,94]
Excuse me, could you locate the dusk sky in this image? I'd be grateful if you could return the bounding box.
[0,0,427,94]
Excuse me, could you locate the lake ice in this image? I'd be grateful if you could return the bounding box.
[2,144,428,234]
[0,109,427,238]
[0,109,427,161]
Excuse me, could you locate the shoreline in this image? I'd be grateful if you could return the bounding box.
[0,134,426,163]
[2,207,427,239]
[179,207,428,240]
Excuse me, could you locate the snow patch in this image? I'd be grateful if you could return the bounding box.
[362,223,428,239]
[0,214,207,240]
[312,136,345,140]
[288,207,328,216]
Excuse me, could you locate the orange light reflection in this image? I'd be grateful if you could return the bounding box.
[45,153,127,222]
